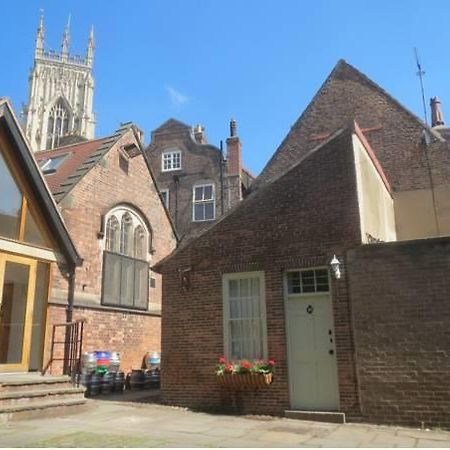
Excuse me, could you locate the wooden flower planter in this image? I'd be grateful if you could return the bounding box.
[217,373,273,390]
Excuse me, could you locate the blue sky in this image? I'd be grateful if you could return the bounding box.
[1,0,449,175]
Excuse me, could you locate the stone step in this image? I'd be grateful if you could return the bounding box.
[285,410,346,424]
[0,376,73,393]
[0,397,88,423]
[0,386,86,407]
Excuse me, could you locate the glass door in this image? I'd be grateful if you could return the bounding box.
[0,254,36,372]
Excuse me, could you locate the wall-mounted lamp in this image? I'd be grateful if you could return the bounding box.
[330,255,341,279]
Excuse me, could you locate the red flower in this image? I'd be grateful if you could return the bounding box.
[219,356,226,364]
[268,359,276,367]
[240,360,252,370]
[224,363,233,373]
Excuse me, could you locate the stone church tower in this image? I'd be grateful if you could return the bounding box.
[24,14,96,152]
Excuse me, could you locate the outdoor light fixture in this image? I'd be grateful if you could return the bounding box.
[330,255,341,279]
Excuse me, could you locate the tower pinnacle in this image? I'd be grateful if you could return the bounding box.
[86,25,95,66]
[35,10,45,58]
[61,14,71,59]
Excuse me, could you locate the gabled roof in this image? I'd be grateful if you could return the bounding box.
[151,118,191,135]
[35,123,134,203]
[0,98,81,266]
[152,127,352,272]
[36,122,180,242]
[255,59,445,188]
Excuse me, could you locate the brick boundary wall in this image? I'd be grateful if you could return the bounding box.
[347,237,450,428]
[46,304,161,373]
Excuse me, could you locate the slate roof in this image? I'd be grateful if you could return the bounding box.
[35,122,134,203]
[0,98,81,266]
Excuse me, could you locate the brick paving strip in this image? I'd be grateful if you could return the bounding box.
[0,392,449,448]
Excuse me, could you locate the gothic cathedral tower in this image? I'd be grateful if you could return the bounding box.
[24,14,96,152]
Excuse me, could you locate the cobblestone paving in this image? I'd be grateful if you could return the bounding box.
[0,393,449,448]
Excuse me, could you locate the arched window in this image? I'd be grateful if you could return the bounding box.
[134,225,146,260]
[120,213,133,256]
[105,216,120,253]
[46,98,71,149]
[102,206,151,311]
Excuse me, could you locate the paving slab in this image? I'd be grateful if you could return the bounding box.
[0,395,449,448]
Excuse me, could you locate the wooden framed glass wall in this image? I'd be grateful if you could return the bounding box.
[0,112,54,372]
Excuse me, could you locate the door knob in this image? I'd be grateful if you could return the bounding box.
[329,349,334,355]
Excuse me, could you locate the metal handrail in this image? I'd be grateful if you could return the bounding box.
[41,320,85,382]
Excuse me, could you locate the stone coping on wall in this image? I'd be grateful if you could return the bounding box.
[348,235,450,258]
[48,291,161,317]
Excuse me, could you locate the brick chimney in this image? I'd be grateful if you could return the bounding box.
[194,124,207,144]
[226,118,242,175]
[226,118,243,209]
[431,97,445,127]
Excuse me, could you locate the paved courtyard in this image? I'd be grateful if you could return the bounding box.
[0,392,449,448]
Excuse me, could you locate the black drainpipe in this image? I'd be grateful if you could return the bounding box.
[66,264,76,323]
[63,263,76,375]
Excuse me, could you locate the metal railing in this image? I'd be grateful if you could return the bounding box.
[42,320,85,382]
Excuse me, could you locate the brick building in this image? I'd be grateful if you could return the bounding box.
[154,60,450,428]
[146,118,254,241]
[35,122,177,371]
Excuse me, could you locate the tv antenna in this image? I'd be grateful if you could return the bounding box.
[414,47,428,125]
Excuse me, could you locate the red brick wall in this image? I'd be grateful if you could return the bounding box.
[158,129,361,416]
[47,128,176,371]
[347,238,450,428]
[46,304,161,372]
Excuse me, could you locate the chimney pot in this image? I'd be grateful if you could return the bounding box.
[230,118,237,137]
[431,97,445,127]
[194,124,207,144]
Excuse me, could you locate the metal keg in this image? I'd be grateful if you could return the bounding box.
[130,369,145,390]
[81,352,96,374]
[95,351,111,375]
[109,352,120,373]
[101,373,113,395]
[144,351,161,370]
[150,368,160,389]
[89,374,101,396]
[114,372,125,392]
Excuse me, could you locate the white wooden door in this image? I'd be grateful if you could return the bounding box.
[286,293,339,410]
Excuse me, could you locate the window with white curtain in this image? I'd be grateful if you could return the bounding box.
[102,207,150,310]
[222,272,267,360]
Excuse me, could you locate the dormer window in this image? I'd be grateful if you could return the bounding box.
[162,150,181,172]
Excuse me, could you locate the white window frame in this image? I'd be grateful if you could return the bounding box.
[192,183,215,222]
[160,189,169,209]
[222,271,268,360]
[285,267,331,297]
[162,150,181,172]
